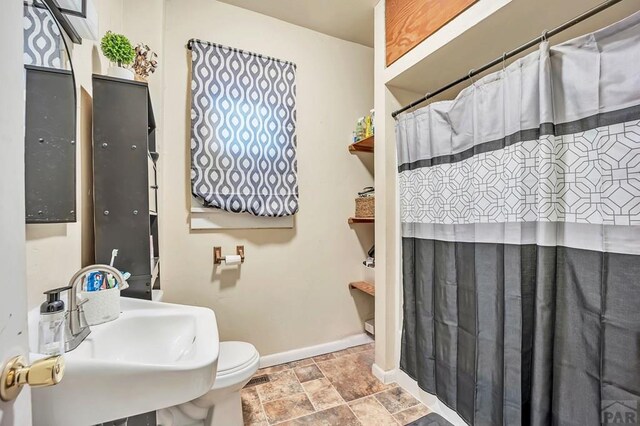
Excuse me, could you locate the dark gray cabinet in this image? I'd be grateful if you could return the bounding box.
[127,412,157,426]
[92,75,160,300]
[25,65,76,223]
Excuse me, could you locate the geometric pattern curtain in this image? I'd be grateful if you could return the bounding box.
[190,40,298,217]
[397,12,640,426]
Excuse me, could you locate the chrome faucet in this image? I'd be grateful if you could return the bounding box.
[65,264,126,352]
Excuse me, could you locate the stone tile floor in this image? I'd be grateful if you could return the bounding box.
[242,343,432,425]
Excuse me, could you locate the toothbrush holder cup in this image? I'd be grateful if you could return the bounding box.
[76,270,129,326]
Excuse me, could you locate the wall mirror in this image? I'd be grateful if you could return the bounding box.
[23,0,78,223]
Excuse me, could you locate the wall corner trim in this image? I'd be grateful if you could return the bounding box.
[372,363,396,384]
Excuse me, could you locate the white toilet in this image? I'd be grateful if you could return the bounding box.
[158,341,260,426]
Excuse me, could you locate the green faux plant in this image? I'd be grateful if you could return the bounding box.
[100,31,135,66]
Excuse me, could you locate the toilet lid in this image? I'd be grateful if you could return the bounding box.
[217,341,259,375]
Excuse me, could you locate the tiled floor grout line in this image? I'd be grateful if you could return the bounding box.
[339,391,364,425]
[343,387,404,425]
[259,375,308,425]
[268,356,361,425]
[249,344,416,426]
[343,383,398,405]
[369,385,425,422]
[317,361,352,413]
[253,379,271,425]
[300,361,325,412]
[269,365,339,425]
[294,363,322,419]
[256,382,425,426]
[310,358,423,425]
[371,395,403,425]
[314,357,366,425]
[263,361,335,425]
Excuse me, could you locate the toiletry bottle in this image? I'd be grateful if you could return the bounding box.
[38,287,68,355]
[370,109,375,136]
[356,117,365,141]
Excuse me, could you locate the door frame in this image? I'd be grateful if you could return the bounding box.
[0,1,31,425]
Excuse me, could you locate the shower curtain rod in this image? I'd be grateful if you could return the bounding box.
[186,38,296,66]
[391,0,626,119]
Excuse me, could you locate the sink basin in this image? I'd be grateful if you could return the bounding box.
[28,297,219,426]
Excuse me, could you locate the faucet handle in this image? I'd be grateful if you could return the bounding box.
[44,286,72,295]
[76,298,90,328]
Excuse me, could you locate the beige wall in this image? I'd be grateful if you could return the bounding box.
[25,0,375,357]
[26,0,126,308]
[122,0,165,140]
[162,0,374,356]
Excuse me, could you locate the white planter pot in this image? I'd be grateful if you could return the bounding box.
[107,65,134,80]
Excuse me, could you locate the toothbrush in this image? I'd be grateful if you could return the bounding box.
[106,249,119,289]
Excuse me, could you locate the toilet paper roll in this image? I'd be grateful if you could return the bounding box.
[224,254,242,265]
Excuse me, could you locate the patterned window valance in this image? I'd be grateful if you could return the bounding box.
[24,3,63,69]
[190,40,298,217]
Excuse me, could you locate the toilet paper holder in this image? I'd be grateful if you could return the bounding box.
[214,245,245,265]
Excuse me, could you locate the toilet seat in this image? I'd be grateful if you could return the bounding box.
[191,340,260,411]
[215,341,260,379]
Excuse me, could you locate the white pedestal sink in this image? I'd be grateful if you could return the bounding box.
[28,297,219,426]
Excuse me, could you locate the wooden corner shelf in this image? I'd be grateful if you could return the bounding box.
[348,217,374,224]
[348,135,374,154]
[349,281,375,296]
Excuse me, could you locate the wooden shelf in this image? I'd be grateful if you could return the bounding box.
[349,281,375,296]
[349,217,374,224]
[348,135,374,154]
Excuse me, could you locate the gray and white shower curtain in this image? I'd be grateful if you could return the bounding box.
[190,40,298,217]
[397,12,640,426]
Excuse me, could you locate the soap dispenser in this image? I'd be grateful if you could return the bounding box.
[38,286,69,355]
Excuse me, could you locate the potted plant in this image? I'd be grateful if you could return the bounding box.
[101,31,135,80]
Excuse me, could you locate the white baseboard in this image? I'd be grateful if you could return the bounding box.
[372,363,395,384]
[259,333,373,368]
[389,369,467,426]
[370,366,467,426]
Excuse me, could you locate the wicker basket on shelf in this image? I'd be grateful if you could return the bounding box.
[355,196,375,218]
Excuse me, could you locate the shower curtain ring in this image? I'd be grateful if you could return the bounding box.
[502,52,507,71]
[468,69,476,85]
[541,29,549,42]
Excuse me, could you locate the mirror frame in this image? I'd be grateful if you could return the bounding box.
[38,0,82,44]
